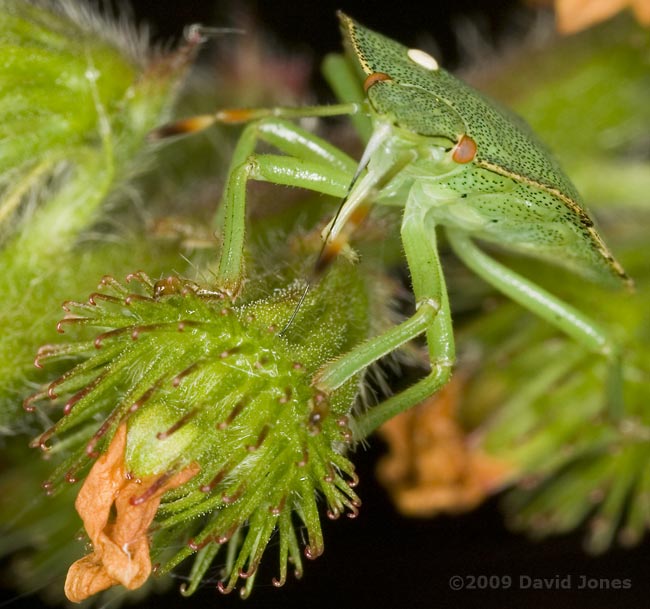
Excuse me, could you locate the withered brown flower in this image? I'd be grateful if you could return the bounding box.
[64,423,199,603]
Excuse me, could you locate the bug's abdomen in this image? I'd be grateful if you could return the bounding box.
[410,167,625,287]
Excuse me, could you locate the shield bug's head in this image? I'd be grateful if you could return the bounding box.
[337,11,465,144]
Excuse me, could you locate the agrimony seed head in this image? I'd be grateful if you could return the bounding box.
[28,260,370,600]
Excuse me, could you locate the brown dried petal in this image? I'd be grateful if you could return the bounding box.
[553,0,650,33]
[64,423,199,603]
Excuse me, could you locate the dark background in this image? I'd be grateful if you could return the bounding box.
[122,0,523,59]
[4,1,650,608]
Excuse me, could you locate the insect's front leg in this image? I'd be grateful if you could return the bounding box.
[445,228,623,418]
[214,118,358,294]
[216,118,358,198]
[314,206,455,439]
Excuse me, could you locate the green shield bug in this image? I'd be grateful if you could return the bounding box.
[152,12,630,435]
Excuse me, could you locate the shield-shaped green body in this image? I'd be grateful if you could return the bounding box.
[339,12,629,287]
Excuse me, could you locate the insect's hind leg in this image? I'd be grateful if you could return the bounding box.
[445,227,623,418]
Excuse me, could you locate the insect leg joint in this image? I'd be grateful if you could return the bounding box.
[415,298,440,314]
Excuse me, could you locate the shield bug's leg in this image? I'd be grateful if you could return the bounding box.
[356,209,455,438]
[321,53,373,141]
[317,207,455,439]
[353,206,456,434]
[313,297,446,441]
[401,209,455,369]
[216,149,354,294]
[212,117,357,231]
[217,118,359,193]
[445,227,623,418]
[212,118,359,270]
[353,363,453,441]
[153,114,362,296]
[314,298,440,391]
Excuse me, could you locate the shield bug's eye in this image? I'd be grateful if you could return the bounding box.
[407,48,439,71]
[451,134,477,164]
[363,72,393,92]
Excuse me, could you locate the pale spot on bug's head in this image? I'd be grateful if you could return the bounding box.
[407,48,439,71]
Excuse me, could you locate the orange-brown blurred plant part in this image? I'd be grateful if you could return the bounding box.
[377,376,513,516]
[545,0,650,32]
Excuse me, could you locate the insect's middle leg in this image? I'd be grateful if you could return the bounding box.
[315,207,455,439]
[353,208,455,436]
[215,119,358,294]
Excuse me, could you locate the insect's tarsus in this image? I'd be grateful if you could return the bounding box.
[148,103,362,141]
